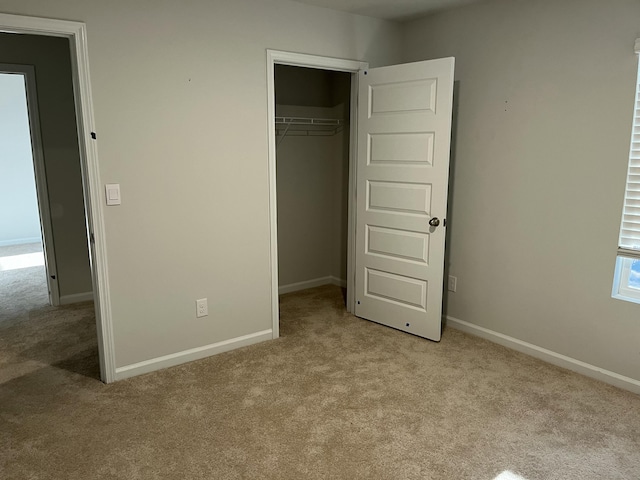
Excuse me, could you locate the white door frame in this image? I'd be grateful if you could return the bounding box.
[0,13,116,383]
[0,63,60,306]
[266,50,368,338]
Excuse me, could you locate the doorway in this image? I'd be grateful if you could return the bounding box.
[0,35,99,378]
[0,13,115,382]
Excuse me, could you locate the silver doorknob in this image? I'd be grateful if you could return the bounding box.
[429,217,440,227]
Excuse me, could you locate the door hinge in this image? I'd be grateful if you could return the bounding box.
[90,232,95,244]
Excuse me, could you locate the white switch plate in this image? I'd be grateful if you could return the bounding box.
[196,298,208,318]
[105,183,121,206]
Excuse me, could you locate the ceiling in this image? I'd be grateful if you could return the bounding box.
[290,0,485,22]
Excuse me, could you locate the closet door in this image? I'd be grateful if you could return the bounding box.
[354,58,454,341]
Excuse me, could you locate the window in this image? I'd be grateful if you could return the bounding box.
[614,258,640,303]
[613,39,640,304]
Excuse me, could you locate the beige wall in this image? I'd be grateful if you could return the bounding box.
[403,0,640,381]
[0,0,403,367]
[0,33,92,298]
[276,125,341,286]
[276,121,349,287]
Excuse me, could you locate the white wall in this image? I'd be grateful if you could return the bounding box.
[0,73,41,246]
[0,0,403,369]
[403,0,640,383]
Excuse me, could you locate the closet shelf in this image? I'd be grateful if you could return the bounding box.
[275,116,345,137]
[276,116,343,127]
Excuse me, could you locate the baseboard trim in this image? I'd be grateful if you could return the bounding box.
[59,292,94,305]
[114,329,273,381]
[446,316,640,395]
[279,276,346,295]
[0,237,41,247]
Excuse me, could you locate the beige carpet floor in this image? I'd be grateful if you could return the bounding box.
[0,242,49,320]
[1,284,639,479]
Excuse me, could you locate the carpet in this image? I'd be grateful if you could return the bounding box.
[0,242,49,322]
[1,285,639,479]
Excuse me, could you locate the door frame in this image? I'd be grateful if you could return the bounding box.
[0,13,116,383]
[266,50,368,337]
[0,63,60,306]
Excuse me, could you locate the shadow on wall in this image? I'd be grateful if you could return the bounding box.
[442,80,460,326]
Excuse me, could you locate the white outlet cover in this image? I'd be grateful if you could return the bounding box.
[196,298,208,318]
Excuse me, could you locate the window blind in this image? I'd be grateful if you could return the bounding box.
[618,41,640,260]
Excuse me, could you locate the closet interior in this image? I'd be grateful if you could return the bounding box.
[275,65,352,300]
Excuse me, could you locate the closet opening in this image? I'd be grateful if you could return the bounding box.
[267,51,368,338]
[274,64,353,325]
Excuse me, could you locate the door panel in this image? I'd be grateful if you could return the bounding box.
[355,58,455,341]
[366,268,427,309]
[369,132,434,165]
[370,79,437,115]
[366,225,429,264]
[368,181,431,215]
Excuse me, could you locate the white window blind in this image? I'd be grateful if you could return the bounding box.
[618,40,640,260]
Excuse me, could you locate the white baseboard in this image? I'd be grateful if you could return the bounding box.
[115,329,273,381]
[446,316,640,395]
[330,276,347,288]
[59,292,94,305]
[0,237,41,247]
[279,276,346,295]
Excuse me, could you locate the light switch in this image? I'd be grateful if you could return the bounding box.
[105,184,121,206]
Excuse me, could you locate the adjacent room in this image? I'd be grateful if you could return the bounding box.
[1,0,639,479]
[0,33,99,385]
[0,69,48,311]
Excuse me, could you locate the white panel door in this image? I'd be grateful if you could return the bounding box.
[355,58,455,341]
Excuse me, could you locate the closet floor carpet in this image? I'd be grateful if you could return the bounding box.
[1,285,640,479]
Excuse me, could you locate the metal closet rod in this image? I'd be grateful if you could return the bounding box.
[275,116,345,147]
[275,116,343,126]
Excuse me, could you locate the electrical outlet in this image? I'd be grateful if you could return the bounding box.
[196,298,208,318]
[448,275,457,292]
